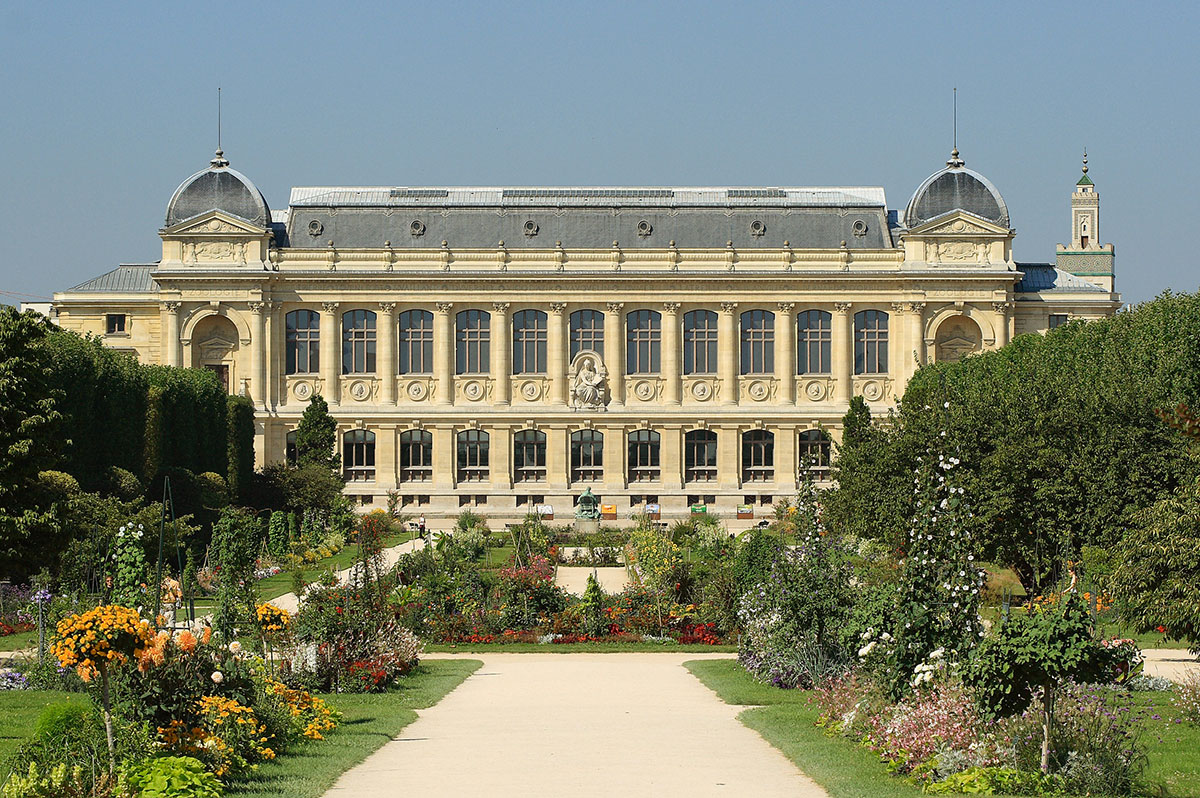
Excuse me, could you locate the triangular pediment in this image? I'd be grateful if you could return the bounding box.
[161,209,266,237]
[906,210,1011,237]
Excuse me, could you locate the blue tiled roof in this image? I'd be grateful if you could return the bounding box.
[1014,264,1107,294]
[65,265,158,294]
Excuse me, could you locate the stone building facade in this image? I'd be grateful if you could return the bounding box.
[51,148,1120,519]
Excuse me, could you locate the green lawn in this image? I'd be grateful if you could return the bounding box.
[229,658,480,798]
[0,661,478,798]
[685,659,924,798]
[0,630,37,653]
[686,659,1200,798]
[0,690,86,763]
[253,533,416,601]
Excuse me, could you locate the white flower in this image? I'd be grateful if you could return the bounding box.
[944,402,950,409]
[211,671,223,684]
[228,641,242,654]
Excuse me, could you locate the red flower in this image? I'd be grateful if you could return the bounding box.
[1156,625,1167,633]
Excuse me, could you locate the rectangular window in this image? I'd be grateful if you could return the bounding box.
[626,310,662,375]
[456,310,491,374]
[570,309,605,359]
[683,310,719,375]
[342,310,377,374]
[797,310,832,374]
[399,310,434,374]
[854,310,889,375]
[739,310,775,375]
[1048,313,1070,330]
[105,314,127,335]
[286,309,320,375]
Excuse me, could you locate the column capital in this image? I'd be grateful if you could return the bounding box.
[163,301,182,313]
[379,302,397,313]
[492,302,511,314]
[719,301,739,315]
[435,301,454,315]
[776,301,795,313]
[605,301,625,314]
[991,301,1014,313]
[909,301,927,314]
[890,301,907,313]
[833,302,853,315]
[248,301,268,314]
[321,301,340,314]
[662,302,681,315]
[549,302,567,316]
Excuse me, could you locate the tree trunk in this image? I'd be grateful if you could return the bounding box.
[1040,680,1054,773]
[100,665,116,773]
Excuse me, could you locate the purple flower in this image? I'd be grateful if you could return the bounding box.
[31,589,52,606]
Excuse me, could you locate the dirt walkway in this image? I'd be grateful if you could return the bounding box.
[1143,648,1199,682]
[270,538,428,613]
[322,653,827,797]
[554,566,630,595]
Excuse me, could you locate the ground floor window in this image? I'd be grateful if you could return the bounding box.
[627,430,660,483]
[400,429,433,482]
[457,430,489,483]
[798,428,832,479]
[343,429,376,482]
[742,429,774,483]
[684,429,717,483]
[514,430,547,483]
[570,430,604,483]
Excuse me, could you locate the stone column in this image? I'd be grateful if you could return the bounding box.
[603,424,625,492]
[163,301,182,367]
[435,302,453,406]
[546,425,568,491]
[433,425,455,491]
[549,303,568,405]
[378,302,397,405]
[661,302,681,405]
[718,424,740,491]
[890,302,909,385]
[776,302,796,405]
[774,425,798,495]
[833,302,853,403]
[660,424,682,490]
[604,303,625,406]
[491,302,511,406]
[249,301,267,408]
[991,301,1011,348]
[490,424,512,491]
[268,302,283,409]
[909,302,927,370]
[320,302,340,404]
[375,425,398,491]
[718,302,738,406]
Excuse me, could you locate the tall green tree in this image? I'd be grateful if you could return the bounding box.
[0,308,64,578]
[295,395,339,471]
[828,291,1200,593]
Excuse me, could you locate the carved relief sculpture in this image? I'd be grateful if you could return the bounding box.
[570,352,608,410]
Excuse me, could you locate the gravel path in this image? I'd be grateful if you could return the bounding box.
[322,653,827,797]
[554,566,631,595]
[270,537,428,613]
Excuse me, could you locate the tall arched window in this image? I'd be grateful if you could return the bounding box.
[456,430,489,483]
[797,309,832,374]
[570,429,604,483]
[683,310,718,375]
[512,309,548,374]
[854,310,889,374]
[626,309,661,374]
[684,429,717,483]
[455,309,491,374]
[285,430,299,465]
[398,309,434,374]
[742,429,774,482]
[285,310,320,375]
[343,429,376,482]
[570,309,605,359]
[740,310,775,375]
[342,310,377,374]
[513,429,547,483]
[798,429,832,479]
[400,429,433,482]
[627,429,660,483]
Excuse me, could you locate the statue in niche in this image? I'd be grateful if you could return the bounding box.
[570,352,608,410]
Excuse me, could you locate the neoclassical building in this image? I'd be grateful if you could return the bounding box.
[52,148,1119,519]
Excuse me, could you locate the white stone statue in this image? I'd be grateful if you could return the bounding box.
[570,353,608,409]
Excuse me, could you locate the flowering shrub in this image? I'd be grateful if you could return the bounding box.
[267,679,340,740]
[111,524,148,606]
[0,671,29,690]
[497,556,567,629]
[51,605,154,683]
[863,683,997,778]
[1175,670,1200,726]
[161,695,276,778]
[255,602,291,634]
[625,525,681,590]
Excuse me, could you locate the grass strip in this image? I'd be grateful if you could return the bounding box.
[0,691,84,763]
[228,658,480,798]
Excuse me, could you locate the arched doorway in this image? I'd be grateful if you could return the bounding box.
[934,316,982,363]
[190,314,240,392]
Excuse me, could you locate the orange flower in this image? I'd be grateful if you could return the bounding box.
[176,629,197,653]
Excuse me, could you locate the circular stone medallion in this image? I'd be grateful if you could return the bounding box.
[407,381,427,401]
[463,380,485,401]
[691,381,712,401]
[293,381,312,401]
[805,381,825,401]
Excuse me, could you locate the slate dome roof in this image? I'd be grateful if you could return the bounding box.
[165,150,270,228]
[904,151,1009,229]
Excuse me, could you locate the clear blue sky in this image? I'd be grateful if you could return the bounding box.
[2,1,1195,305]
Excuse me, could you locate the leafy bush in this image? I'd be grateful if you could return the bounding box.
[126,756,222,798]
[448,528,486,560]
[731,529,784,592]
[923,766,1061,795]
[626,525,681,591]
[0,762,129,798]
